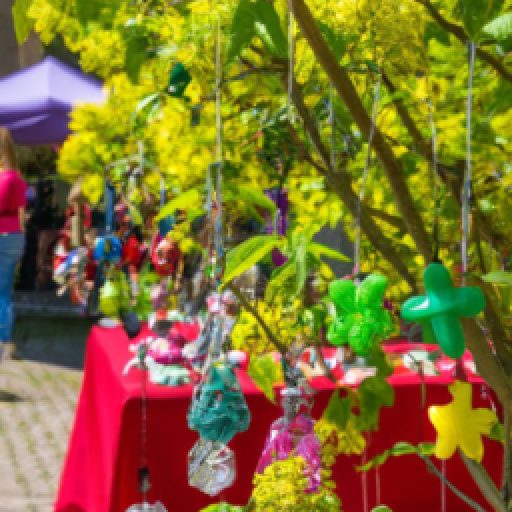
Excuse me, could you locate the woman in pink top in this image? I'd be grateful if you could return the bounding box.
[0,127,27,360]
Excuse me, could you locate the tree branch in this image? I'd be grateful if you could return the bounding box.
[414,0,512,84]
[460,451,507,512]
[461,317,512,416]
[228,283,289,355]
[287,77,419,291]
[288,0,433,262]
[366,205,407,231]
[382,69,512,377]
[420,455,486,512]
[381,71,508,254]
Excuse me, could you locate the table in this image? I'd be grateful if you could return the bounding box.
[55,325,503,512]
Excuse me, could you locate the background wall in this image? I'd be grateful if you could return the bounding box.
[0,0,42,78]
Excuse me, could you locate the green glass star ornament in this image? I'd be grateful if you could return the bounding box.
[401,263,485,359]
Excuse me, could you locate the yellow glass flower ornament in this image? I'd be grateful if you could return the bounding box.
[428,380,498,462]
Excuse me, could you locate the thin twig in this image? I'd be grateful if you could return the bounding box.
[504,408,511,503]
[420,455,486,512]
[459,450,507,512]
[312,345,336,383]
[228,283,288,355]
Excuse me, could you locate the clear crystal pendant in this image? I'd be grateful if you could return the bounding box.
[188,438,236,496]
[125,501,167,512]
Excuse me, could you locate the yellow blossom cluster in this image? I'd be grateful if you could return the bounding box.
[252,456,341,512]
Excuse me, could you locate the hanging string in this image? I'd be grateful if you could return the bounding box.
[214,17,224,272]
[215,18,223,167]
[361,450,369,512]
[441,459,447,512]
[462,41,476,285]
[375,464,381,505]
[287,10,295,123]
[137,344,151,505]
[105,180,116,234]
[354,77,381,277]
[427,100,441,262]
[160,176,166,209]
[329,83,337,171]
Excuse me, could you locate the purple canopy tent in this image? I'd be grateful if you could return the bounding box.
[0,56,104,145]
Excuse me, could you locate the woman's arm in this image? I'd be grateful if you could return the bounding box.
[19,207,25,233]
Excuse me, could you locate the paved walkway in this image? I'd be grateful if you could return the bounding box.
[0,359,82,511]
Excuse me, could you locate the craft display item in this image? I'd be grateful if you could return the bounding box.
[158,215,175,237]
[327,274,393,356]
[125,501,167,512]
[401,262,486,359]
[99,272,130,319]
[151,234,181,277]
[256,387,321,492]
[188,362,250,444]
[93,235,123,263]
[428,380,497,462]
[188,438,236,496]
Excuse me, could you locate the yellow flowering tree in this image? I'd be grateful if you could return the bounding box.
[12,0,512,506]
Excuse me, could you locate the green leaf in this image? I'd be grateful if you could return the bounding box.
[482,271,512,286]
[135,93,161,114]
[76,0,123,25]
[455,0,503,39]
[318,22,352,59]
[308,242,351,262]
[322,390,352,430]
[228,0,256,62]
[228,0,287,62]
[223,183,277,213]
[252,1,287,58]
[126,200,143,226]
[248,354,283,403]
[125,32,150,83]
[357,376,394,431]
[483,11,512,40]
[358,441,430,472]
[223,235,282,285]
[168,62,191,98]
[390,442,416,456]
[12,0,34,44]
[200,504,244,512]
[155,189,202,221]
[265,259,296,301]
[418,442,436,456]
[371,506,393,512]
[488,422,504,443]
[295,230,308,295]
[424,21,450,46]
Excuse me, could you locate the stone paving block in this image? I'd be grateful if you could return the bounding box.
[0,358,81,511]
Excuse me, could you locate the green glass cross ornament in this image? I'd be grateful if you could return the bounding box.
[401,263,485,359]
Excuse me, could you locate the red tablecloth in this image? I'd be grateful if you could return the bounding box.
[55,326,503,512]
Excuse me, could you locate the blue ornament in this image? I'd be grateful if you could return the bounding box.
[158,215,175,237]
[93,235,122,263]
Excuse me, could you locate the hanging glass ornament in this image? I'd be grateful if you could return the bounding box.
[401,262,485,359]
[187,361,249,496]
[151,234,181,277]
[256,387,321,492]
[93,234,122,263]
[188,438,236,496]
[125,502,167,512]
[326,274,393,356]
[188,362,250,444]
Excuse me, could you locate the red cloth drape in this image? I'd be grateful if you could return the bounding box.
[55,326,503,512]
